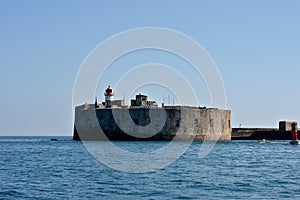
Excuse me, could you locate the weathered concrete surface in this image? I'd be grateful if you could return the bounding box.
[73,104,232,141]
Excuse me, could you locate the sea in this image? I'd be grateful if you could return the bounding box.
[0,136,300,200]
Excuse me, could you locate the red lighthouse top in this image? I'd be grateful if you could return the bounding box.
[105,85,113,96]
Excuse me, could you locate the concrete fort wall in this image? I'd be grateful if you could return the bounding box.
[73,104,232,141]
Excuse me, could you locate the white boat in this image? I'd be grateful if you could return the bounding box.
[260,139,266,144]
[259,139,275,144]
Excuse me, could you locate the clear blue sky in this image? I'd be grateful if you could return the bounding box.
[0,0,300,136]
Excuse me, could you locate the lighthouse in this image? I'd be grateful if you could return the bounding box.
[290,122,299,145]
[104,85,114,107]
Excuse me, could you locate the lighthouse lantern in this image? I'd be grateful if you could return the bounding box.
[104,85,114,107]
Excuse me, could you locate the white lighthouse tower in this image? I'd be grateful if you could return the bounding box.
[104,85,114,107]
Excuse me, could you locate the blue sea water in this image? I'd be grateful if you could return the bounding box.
[0,137,300,200]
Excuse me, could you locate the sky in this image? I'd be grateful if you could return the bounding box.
[0,0,300,136]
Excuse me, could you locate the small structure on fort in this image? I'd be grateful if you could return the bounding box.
[131,94,157,107]
[73,86,232,141]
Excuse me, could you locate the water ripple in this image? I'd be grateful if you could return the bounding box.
[0,138,300,199]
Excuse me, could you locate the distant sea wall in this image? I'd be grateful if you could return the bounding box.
[231,128,293,140]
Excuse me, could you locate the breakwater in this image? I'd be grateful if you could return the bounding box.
[231,128,293,140]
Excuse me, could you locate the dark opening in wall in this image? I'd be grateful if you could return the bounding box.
[176,119,181,127]
[194,119,199,127]
[210,119,214,128]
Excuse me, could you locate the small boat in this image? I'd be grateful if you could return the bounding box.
[290,140,300,145]
[259,139,275,144]
[260,139,266,144]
